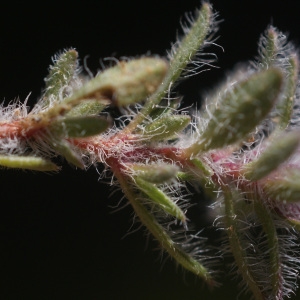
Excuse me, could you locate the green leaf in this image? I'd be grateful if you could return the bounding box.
[188,158,215,196]
[263,168,300,203]
[51,116,109,138]
[148,97,182,121]
[51,141,84,169]
[65,57,168,106]
[125,2,213,132]
[144,114,190,141]
[223,188,265,300]
[166,2,212,81]
[256,27,299,129]
[114,171,215,285]
[276,54,299,129]
[257,26,279,69]
[254,200,282,299]
[135,177,186,222]
[190,158,214,177]
[0,155,59,171]
[244,130,300,181]
[187,68,283,154]
[66,99,109,117]
[39,49,78,108]
[130,163,179,184]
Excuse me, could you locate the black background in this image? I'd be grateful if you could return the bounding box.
[1,1,300,299]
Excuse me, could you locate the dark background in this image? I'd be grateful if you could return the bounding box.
[1,1,300,299]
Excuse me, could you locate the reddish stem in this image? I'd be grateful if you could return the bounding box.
[0,117,49,139]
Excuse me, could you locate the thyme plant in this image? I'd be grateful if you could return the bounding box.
[1,2,300,299]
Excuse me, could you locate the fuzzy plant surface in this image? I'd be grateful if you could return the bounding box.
[1,2,300,299]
